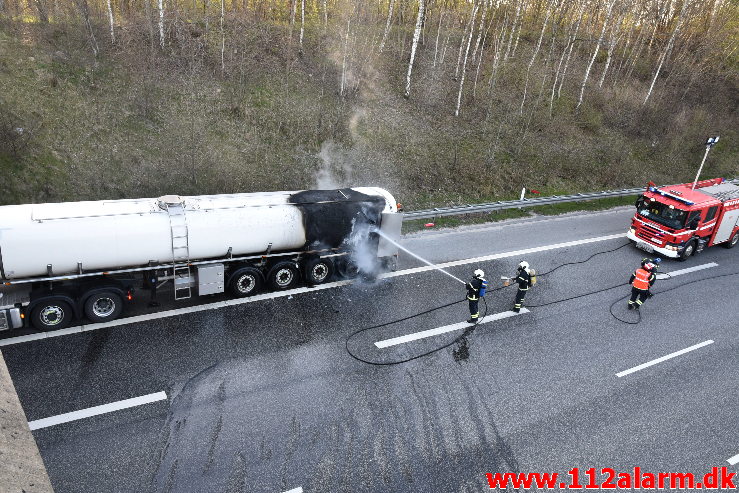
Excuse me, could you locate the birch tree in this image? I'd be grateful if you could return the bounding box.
[379,0,396,53]
[643,0,689,104]
[576,0,615,109]
[106,0,115,43]
[520,0,553,114]
[433,9,444,67]
[551,0,585,112]
[470,0,489,63]
[404,0,425,98]
[340,16,351,97]
[598,5,626,87]
[455,1,479,115]
[455,1,478,80]
[220,0,225,73]
[503,0,522,60]
[299,0,305,52]
[158,0,165,49]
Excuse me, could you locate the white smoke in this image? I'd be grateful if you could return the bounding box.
[315,140,353,189]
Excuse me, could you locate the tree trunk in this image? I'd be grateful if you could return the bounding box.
[470,0,489,63]
[34,0,49,22]
[455,1,479,115]
[503,0,522,60]
[404,0,425,98]
[299,0,305,51]
[599,11,624,87]
[455,1,477,81]
[576,0,615,109]
[143,0,156,51]
[644,0,688,104]
[158,0,165,49]
[75,0,99,56]
[551,1,584,112]
[106,0,115,43]
[340,16,351,97]
[322,0,327,28]
[433,8,444,67]
[520,0,553,114]
[379,0,396,53]
[220,0,225,73]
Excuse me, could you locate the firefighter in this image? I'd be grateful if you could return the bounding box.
[628,259,657,310]
[466,269,487,323]
[511,261,533,313]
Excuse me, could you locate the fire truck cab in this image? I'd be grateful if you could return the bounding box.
[627,178,739,260]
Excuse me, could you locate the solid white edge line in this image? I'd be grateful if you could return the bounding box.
[281,488,303,493]
[28,391,167,431]
[655,262,718,280]
[615,340,714,378]
[728,453,739,466]
[0,233,624,347]
[375,308,530,348]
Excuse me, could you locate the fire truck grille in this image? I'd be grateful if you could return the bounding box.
[637,223,665,243]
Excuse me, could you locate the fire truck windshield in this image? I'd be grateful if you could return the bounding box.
[637,200,688,230]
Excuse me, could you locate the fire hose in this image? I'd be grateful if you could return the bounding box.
[345,242,739,365]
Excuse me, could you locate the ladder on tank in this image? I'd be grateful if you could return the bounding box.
[166,203,192,300]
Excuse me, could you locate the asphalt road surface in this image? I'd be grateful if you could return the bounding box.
[3,206,738,493]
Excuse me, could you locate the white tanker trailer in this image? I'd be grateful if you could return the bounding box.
[0,187,402,331]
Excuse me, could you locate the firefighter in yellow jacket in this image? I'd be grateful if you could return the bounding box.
[628,259,657,310]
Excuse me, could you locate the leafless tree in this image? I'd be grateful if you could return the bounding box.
[576,0,616,109]
[455,0,479,115]
[405,0,425,98]
[379,0,396,53]
[644,0,689,104]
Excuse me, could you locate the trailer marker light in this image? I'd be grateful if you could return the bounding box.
[20,313,25,319]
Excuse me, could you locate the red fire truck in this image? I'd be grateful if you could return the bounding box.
[627,178,739,260]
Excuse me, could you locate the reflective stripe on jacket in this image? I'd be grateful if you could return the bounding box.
[632,268,651,290]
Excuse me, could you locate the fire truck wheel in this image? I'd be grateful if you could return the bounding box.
[84,291,123,323]
[724,232,738,249]
[679,240,696,261]
[304,257,334,285]
[268,261,300,290]
[30,300,74,331]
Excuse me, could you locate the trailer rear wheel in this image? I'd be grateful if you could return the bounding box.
[679,240,696,261]
[723,232,738,249]
[31,300,73,331]
[84,292,123,323]
[337,258,359,279]
[229,267,263,297]
[268,261,300,290]
[304,257,334,285]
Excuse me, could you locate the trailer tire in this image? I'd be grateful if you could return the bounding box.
[304,257,334,285]
[268,261,300,290]
[229,267,263,297]
[679,240,696,261]
[31,300,74,331]
[337,258,359,279]
[723,232,738,249]
[84,291,123,323]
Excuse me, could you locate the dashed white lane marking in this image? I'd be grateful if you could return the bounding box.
[375,309,530,348]
[281,488,303,493]
[28,391,167,431]
[728,453,739,466]
[656,262,718,280]
[0,234,624,347]
[615,340,714,378]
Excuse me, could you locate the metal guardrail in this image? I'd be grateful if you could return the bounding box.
[404,179,739,220]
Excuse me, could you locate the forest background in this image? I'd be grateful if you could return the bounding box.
[0,0,736,208]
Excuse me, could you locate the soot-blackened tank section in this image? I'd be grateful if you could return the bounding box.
[289,189,385,249]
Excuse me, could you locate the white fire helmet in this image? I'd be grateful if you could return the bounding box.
[518,261,530,271]
[474,269,485,278]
